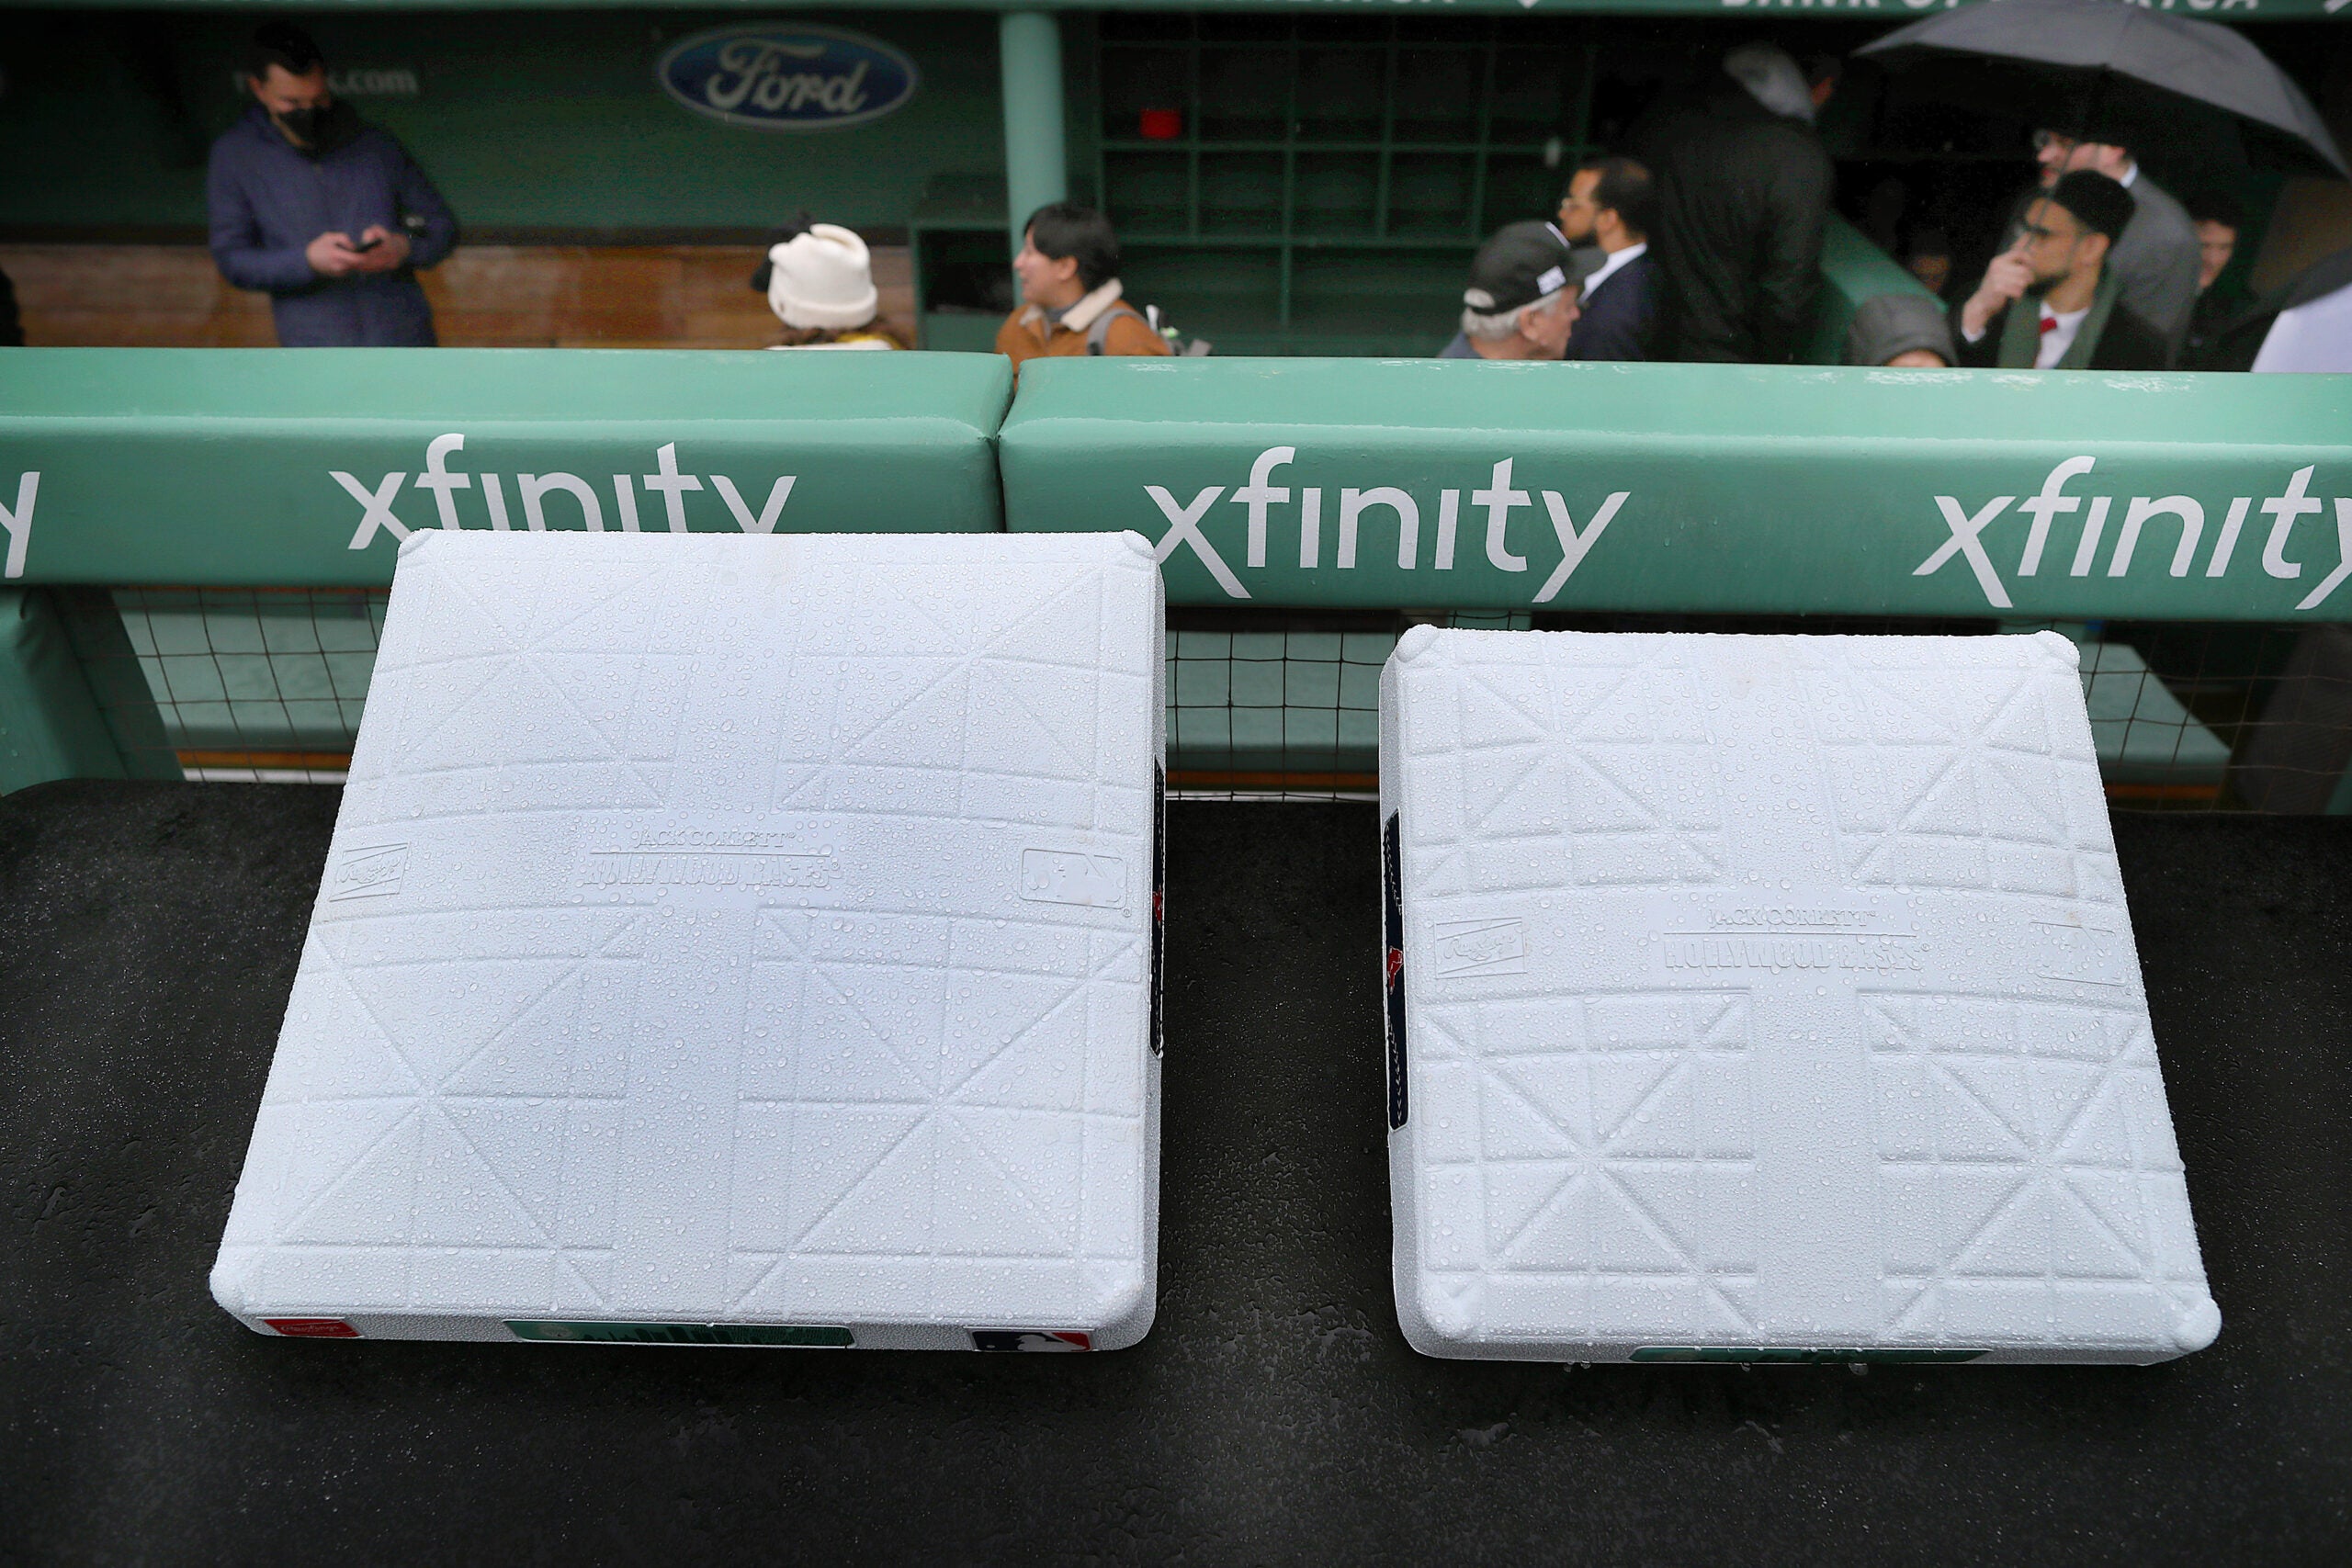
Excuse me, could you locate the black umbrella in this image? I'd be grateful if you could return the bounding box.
[1856,0,2347,180]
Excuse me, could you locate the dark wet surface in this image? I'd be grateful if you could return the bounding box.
[1,782,2346,1564]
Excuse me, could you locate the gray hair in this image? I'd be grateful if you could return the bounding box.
[1724,42,1815,124]
[1461,288,1564,342]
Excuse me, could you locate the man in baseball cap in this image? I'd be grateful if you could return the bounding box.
[1439,221,1600,360]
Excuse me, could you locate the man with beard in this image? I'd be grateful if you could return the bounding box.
[208,22,457,346]
[2009,129,2199,363]
[1954,171,2166,372]
[1554,154,1658,361]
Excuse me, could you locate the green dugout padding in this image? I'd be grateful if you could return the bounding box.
[0,589,183,794]
[999,356,2352,620]
[1808,214,1939,367]
[0,349,1012,588]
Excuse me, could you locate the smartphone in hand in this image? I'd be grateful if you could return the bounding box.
[350,234,383,254]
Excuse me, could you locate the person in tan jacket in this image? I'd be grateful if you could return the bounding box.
[995,202,1173,371]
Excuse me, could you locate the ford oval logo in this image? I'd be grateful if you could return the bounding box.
[656,24,917,131]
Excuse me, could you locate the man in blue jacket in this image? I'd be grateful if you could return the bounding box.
[208,23,458,346]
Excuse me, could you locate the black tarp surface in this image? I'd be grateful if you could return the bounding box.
[1,783,2346,1564]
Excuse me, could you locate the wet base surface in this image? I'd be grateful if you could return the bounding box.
[2,781,2347,1565]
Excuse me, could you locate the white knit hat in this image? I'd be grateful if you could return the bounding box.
[766,224,879,331]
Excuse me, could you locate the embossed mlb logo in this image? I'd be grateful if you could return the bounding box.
[1020,849,1126,908]
[328,844,410,901]
[1431,918,1528,977]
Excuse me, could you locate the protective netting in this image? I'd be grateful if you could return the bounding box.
[107,588,386,783]
[75,592,2352,812]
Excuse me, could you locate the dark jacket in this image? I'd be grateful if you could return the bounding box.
[2183,285,2245,367]
[1634,85,1833,365]
[207,105,458,347]
[1564,250,1657,362]
[2186,247,2352,372]
[1952,296,2169,372]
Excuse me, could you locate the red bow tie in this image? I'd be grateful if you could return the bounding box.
[2040,312,2059,334]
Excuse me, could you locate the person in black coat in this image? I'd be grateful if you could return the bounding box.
[1555,154,1659,361]
[1953,172,2167,373]
[2188,245,2352,372]
[1633,44,1836,365]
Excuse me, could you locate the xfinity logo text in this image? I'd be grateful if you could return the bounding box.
[1917,456,2352,612]
[331,434,796,550]
[1147,446,1629,603]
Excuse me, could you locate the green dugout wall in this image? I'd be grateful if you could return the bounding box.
[1001,357,2352,620]
[0,348,1012,587]
[14,348,2346,624]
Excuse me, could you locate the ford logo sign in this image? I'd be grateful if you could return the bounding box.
[657,24,917,131]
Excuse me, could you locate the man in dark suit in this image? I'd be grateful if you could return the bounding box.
[1954,172,2167,372]
[1555,154,1658,361]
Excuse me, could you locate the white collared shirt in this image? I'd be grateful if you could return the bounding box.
[1582,241,1647,299]
[2037,302,2091,368]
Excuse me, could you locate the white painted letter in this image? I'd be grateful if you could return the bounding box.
[333,470,410,549]
[2262,466,2323,579]
[2069,497,2112,577]
[414,433,471,530]
[2296,500,2352,613]
[1474,459,1532,572]
[712,474,796,534]
[1435,490,1460,570]
[1232,446,1295,570]
[0,471,36,578]
[1338,487,1420,570]
[519,473,604,532]
[1533,491,1628,604]
[1145,484,1248,599]
[2015,456,2095,577]
[1299,488,1322,569]
[2110,496,2204,578]
[642,442,703,534]
[2206,497,2252,577]
[1917,495,2016,608]
[481,473,513,531]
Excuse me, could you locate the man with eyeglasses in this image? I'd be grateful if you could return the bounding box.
[1955,171,2167,371]
[2018,128,2200,362]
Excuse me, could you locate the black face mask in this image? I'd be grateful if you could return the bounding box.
[273,101,352,155]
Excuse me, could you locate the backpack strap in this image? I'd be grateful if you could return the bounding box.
[1086,302,1148,355]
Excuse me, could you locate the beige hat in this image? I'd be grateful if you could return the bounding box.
[766,224,879,331]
